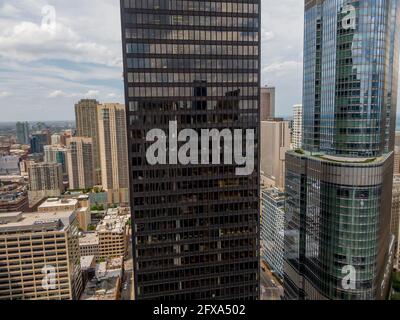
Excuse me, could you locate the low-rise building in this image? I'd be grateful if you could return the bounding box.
[0,176,28,212]
[97,208,129,260]
[80,257,123,300]
[79,233,99,259]
[38,198,91,231]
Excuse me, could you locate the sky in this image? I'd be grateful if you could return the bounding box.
[0,0,302,121]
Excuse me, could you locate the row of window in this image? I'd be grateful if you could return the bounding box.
[127,58,258,70]
[124,0,259,14]
[125,28,258,42]
[129,99,258,112]
[126,43,258,56]
[128,86,258,98]
[125,13,259,28]
[127,72,258,84]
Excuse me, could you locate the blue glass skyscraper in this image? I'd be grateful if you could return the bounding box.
[285,0,400,300]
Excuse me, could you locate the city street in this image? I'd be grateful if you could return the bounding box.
[121,231,134,300]
[260,262,283,300]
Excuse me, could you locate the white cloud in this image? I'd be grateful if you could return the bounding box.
[84,90,100,98]
[0,3,19,16]
[264,60,302,74]
[0,91,11,98]
[0,20,121,67]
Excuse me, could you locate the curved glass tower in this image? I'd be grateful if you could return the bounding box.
[285,0,400,300]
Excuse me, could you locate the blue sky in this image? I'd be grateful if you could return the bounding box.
[0,1,320,120]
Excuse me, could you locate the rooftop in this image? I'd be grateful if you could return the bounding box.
[80,255,96,270]
[79,232,99,246]
[39,198,78,209]
[290,149,389,165]
[97,209,129,233]
[0,210,75,233]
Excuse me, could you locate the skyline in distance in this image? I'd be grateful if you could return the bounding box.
[0,0,305,121]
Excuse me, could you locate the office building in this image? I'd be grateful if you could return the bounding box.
[67,137,94,190]
[260,86,275,121]
[28,162,64,198]
[0,211,82,300]
[121,0,261,299]
[97,103,129,205]
[16,122,30,145]
[261,186,285,280]
[284,0,400,300]
[292,104,302,149]
[260,119,291,190]
[75,99,101,184]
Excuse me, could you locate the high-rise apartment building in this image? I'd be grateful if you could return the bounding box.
[284,0,400,300]
[66,137,94,190]
[28,162,64,197]
[261,187,285,280]
[16,122,30,145]
[260,119,291,190]
[0,211,82,300]
[98,103,129,205]
[292,104,302,150]
[260,86,275,121]
[75,99,101,184]
[44,145,68,177]
[121,0,260,299]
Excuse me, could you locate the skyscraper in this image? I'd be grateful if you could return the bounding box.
[260,86,275,121]
[292,104,302,150]
[75,99,101,185]
[284,0,400,300]
[260,119,291,190]
[16,122,30,145]
[121,0,260,299]
[67,137,94,190]
[97,103,129,205]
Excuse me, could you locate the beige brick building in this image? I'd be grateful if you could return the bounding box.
[0,211,82,300]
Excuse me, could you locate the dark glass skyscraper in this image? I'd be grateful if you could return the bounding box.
[120,0,260,299]
[284,0,400,300]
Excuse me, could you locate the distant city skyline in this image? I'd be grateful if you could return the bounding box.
[0,0,399,121]
[0,0,305,121]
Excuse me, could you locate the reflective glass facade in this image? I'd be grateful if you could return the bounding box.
[120,0,260,300]
[285,0,400,300]
[303,0,400,157]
